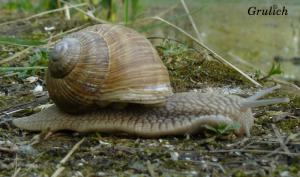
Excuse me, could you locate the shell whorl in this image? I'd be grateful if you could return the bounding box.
[47,24,173,112]
[47,31,110,112]
[49,38,81,78]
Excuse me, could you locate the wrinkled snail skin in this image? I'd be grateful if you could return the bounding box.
[12,92,253,137]
[12,24,290,137]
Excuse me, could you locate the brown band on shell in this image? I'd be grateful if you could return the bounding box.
[92,24,173,104]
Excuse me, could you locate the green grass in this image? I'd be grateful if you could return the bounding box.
[124,0,129,25]
[0,35,46,46]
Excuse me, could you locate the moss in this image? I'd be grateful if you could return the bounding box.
[273,164,300,176]
[157,40,251,92]
[276,118,300,133]
[232,170,247,177]
[253,109,300,136]
[290,96,300,108]
[0,94,35,111]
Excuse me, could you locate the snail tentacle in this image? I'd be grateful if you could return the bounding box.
[241,85,289,109]
[246,85,281,101]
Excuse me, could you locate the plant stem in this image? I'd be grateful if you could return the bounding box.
[124,0,129,25]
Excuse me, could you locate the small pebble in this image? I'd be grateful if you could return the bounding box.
[25,76,38,83]
[18,145,38,156]
[73,171,84,177]
[44,26,55,31]
[294,108,300,116]
[211,156,218,162]
[280,171,291,177]
[170,151,179,161]
[33,84,43,92]
[96,172,107,176]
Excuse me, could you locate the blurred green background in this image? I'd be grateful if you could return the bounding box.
[0,0,299,81]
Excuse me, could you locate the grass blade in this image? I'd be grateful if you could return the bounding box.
[0,66,47,72]
[180,0,202,41]
[124,0,129,25]
[0,36,46,46]
[152,16,262,87]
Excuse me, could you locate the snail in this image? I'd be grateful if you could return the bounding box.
[12,24,289,137]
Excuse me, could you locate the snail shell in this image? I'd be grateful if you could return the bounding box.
[47,24,172,112]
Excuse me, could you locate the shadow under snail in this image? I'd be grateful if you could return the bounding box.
[12,24,289,137]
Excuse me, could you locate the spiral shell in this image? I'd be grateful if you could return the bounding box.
[47,24,173,112]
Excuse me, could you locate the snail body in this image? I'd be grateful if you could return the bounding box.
[13,92,254,137]
[12,24,289,137]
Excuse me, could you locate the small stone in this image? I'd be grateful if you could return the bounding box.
[294,108,300,116]
[25,76,38,83]
[258,169,266,176]
[44,26,55,31]
[77,162,84,167]
[211,156,218,162]
[18,145,38,156]
[170,151,179,161]
[190,171,198,175]
[234,151,241,156]
[280,171,291,177]
[33,84,43,92]
[185,157,191,160]
[73,171,84,177]
[98,140,110,146]
[96,172,107,176]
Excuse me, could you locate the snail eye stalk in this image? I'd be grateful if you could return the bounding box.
[241,85,289,109]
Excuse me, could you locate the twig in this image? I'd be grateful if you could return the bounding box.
[64,4,71,21]
[206,161,226,174]
[152,16,262,87]
[180,0,202,41]
[228,52,255,68]
[48,24,89,41]
[147,160,157,177]
[260,133,299,158]
[226,137,250,148]
[2,108,26,116]
[0,24,88,65]
[228,52,300,96]
[11,167,21,177]
[147,36,203,54]
[132,3,179,25]
[42,24,89,49]
[0,3,87,27]
[271,124,291,155]
[0,66,47,71]
[51,138,85,177]
[51,167,65,177]
[0,146,17,153]
[262,147,282,158]
[0,94,49,116]
[61,0,108,24]
[59,138,85,165]
[0,47,33,65]
[208,149,299,156]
